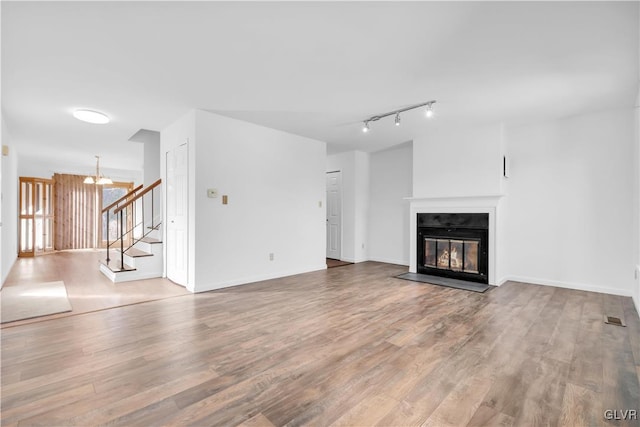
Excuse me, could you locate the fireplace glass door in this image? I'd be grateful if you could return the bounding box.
[417,213,489,283]
[424,238,480,274]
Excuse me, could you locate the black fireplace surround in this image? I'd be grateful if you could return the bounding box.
[417,213,489,284]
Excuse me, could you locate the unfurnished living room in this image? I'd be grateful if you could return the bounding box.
[1,1,640,426]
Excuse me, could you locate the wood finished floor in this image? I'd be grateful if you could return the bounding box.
[1,250,190,328]
[2,260,639,427]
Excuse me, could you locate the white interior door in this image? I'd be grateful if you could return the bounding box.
[166,143,188,286]
[326,171,342,260]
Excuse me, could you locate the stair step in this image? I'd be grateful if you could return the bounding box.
[100,259,136,273]
[123,247,153,257]
[140,237,162,244]
[146,223,162,230]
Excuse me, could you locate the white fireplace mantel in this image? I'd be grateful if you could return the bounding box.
[404,194,505,203]
[408,194,505,286]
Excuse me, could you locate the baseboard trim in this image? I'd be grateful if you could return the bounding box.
[495,276,509,287]
[506,275,633,298]
[368,257,409,267]
[193,264,328,293]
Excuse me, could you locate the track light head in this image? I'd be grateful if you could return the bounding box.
[395,113,401,126]
[426,103,434,118]
[362,121,370,133]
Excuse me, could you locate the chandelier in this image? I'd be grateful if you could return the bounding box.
[83,155,113,185]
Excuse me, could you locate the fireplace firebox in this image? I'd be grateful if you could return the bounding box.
[417,213,488,284]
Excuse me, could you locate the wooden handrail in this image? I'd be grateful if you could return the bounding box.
[114,179,161,214]
[101,184,143,214]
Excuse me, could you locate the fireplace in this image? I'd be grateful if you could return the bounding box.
[417,213,489,284]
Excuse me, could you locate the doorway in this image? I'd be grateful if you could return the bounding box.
[326,171,342,260]
[165,142,188,287]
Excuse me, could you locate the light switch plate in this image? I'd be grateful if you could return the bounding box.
[207,188,218,198]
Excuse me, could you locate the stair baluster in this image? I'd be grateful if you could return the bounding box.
[105,179,162,271]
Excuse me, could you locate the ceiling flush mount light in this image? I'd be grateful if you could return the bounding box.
[362,100,436,133]
[84,155,113,185]
[73,109,110,124]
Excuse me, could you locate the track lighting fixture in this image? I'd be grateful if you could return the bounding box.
[361,100,436,133]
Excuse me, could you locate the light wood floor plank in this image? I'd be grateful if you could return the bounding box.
[558,383,603,427]
[237,413,277,427]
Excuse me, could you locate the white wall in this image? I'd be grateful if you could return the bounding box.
[326,150,370,263]
[354,151,370,263]
[634,87,640,312]
[503,108,635,298]
[413,124,503,198]
[368,142,412,265]
[143,134,161,227]
[1,137,3,285]
[0,141,2,286]
[633,0,640,315]
[1,125,18,286]
[144,137,161,186]
[162,109,326,293]
[495,197,509,285]
[194,110,326,291]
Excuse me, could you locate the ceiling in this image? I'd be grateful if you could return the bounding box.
[2,1,638,175]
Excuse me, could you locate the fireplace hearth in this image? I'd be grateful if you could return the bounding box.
[417,213,488,284]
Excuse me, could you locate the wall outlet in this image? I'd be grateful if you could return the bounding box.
[318,201,322,208]
[207,188,218,198]
[269,253,274,261]
[362,243,365,249]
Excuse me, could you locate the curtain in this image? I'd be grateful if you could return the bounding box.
[54,173,99,249]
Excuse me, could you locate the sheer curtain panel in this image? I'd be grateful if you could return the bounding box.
[54,173,98,249]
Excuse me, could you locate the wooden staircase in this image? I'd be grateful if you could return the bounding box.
[99,180,164,283]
